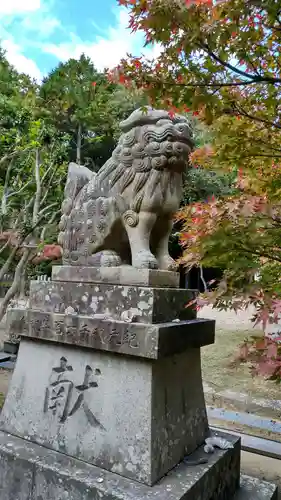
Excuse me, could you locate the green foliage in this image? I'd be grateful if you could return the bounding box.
[182,167,236,205]
[40,55,146,169]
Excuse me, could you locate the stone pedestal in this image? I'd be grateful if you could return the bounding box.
[0,266,278,499]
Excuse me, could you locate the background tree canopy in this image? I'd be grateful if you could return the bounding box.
[0,49,148,318]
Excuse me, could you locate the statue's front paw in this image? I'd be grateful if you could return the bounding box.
[158,255,178,272]
[133,251,158,269]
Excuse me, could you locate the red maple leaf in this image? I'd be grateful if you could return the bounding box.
[118,73,126,84]
[133,58,142,69]
[255,337,268,350]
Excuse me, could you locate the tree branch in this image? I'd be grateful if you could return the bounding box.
[1,160,13,215]
[7,180,33,200]
[243,153,281,158]
[40,209,60,241]
[40,167,57,207]
[230,104,281,130]
[236,244,281,263]
[200,42,281,85]
[0,247,32,322]
[0,146,35,166]
[38,202,59,218]
[149,76,276,88]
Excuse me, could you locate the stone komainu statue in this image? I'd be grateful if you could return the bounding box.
[58,107,193,270]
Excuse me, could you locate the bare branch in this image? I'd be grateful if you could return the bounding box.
[0,146,35,166]
[38,202,59,218]
[40,209,60,241]
[0,238,12,255]
[1,161,13,215]
[40,167,57,207]
[0,248,32,322]
[7,180,33,200]
[0,246,19,283]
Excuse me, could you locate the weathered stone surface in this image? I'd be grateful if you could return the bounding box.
[1,338,209,485]
[7,308,215,359]
[235,476,278,500]
[52,265,180,288]
[58,109,193,270]
[0,429,248,500]
[29,279,196,323]
[0,429,276,500]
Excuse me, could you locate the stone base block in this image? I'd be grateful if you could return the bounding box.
[0,430,243,500]
[0,338,210,485]
[29,279,197,324]
[52,265,180,288]
[0,430,277,500]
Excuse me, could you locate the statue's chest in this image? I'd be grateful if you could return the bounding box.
[142,171,182,214]
[162,171,182,212]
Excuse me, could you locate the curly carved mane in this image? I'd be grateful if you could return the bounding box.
[94,108,193,211]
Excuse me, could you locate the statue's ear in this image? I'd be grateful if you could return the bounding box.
[64,162,94,201]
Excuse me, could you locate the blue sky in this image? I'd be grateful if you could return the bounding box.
[0,0,158,80]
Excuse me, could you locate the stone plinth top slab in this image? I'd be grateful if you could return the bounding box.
[7,308,215,360]
[52,265,180,288]
[29,280,197,324]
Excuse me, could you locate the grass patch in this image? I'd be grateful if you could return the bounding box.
[201,328,281,400]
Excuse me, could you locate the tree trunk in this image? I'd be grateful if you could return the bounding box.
[0,247,31,322]
[76,123,82,165]
[33,148,41,227]
[0,149,43,322]
[199,265,207,292]
[0,246,18,282]
[19,268,26,298]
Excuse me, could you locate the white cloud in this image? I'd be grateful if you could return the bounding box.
[21,15,61,37]
[2,39,42,81]
[0,0,41,16]
[0,3,160,81]
[43,8,162,71]
[0,0,58,80]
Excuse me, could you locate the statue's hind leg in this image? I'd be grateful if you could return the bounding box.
[151,215,178,271]
[124,211,158,269]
